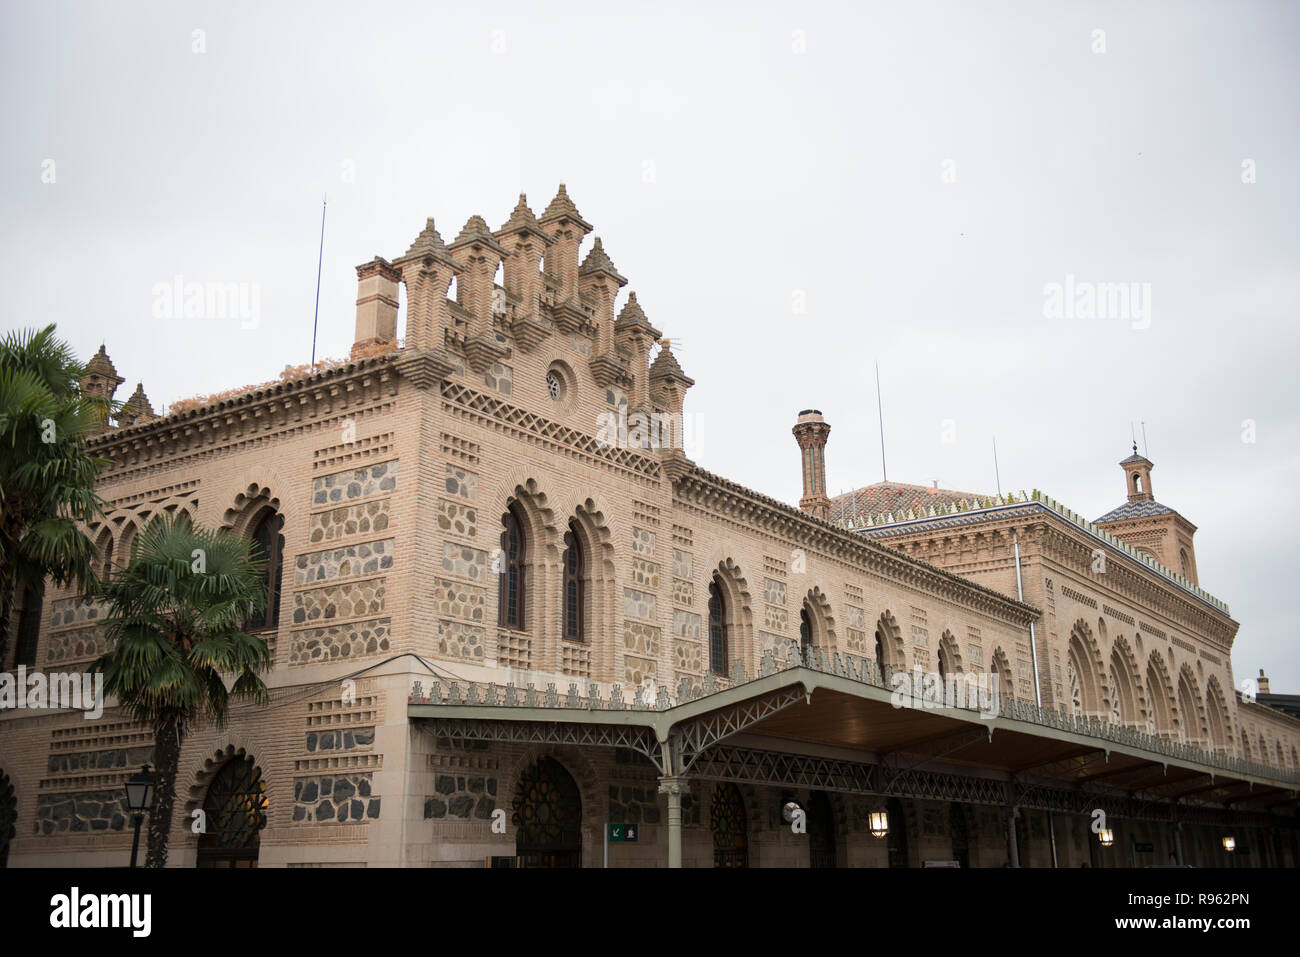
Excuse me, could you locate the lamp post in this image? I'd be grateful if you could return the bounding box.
[124,764,156,868]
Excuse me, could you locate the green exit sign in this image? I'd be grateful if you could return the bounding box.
[1134,842,1154,853]
[608,823,639,842]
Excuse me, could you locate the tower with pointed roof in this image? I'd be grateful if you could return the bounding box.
[1094,445,1200,583]
[80,344,124,434]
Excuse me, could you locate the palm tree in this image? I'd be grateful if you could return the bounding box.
[92,513,273,868]
[0,325,110,666]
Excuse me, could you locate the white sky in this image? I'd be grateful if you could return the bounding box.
[2,0,1297,690]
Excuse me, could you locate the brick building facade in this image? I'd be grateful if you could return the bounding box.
[1,186,1297,868]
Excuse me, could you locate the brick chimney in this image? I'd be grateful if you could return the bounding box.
[352,257,401,358]
[1257,669,1270,695]
[793,410,832,520]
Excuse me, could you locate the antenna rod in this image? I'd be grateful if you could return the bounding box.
[993,437,1002,497]
[1141,420,1149,458]
[875,360,887,482]
[311,194,328,368]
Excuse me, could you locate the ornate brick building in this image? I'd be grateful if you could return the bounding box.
[1,186,1297,868]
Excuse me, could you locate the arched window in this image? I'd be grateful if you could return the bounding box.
[708,579,728,676]
[196,756,268,868]
[15,584,43,670]
[799,607,812,658]
[562,520,584,641]
[102,536,114,581]
[499,505,526,630]
[247,509,284,632]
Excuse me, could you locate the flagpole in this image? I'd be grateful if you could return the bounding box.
[311,195,327,368]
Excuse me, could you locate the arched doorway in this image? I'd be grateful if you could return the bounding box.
[0,770,15,868]
[950,803,970,868]
[196,756,268,868]
[887,797,909,868]
[512,757,582,868]
[711,782,748,868]
[808,791,836,868]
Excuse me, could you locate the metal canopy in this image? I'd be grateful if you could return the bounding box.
[406,663,1300,824]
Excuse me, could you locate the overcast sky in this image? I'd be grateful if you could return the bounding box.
[2,0,1297,690]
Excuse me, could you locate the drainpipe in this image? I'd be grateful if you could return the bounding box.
[1014,537,1058,868]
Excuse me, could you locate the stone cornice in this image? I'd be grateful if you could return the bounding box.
[862,503,1237,649]
[86,355,401,471]
[674,466,1039,628]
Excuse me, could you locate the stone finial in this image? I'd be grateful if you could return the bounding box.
[579,237,627,285]
[538,183,592,231]
[614,291,661,338]
[496,194,550,242]
[119,382,156,425]
[451,214,505,255]
[401,217,456,264]
[649,341,694,387]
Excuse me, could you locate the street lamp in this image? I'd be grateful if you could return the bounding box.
[869,808,889,839]
[1221,835,1235,853]
[124,764,155,868]
[1098,828,1115,847]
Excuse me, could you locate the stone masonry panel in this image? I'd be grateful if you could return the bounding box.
[436,620,486,659]
[441,543,487,582]
[293,773,380,824]
[312,460,397,505]
[293,579,386,625]
[437,499,478,539]
[294,539,394,585]
[433,578,485,622]
[308,500,390,544]
[288,618,391,665]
